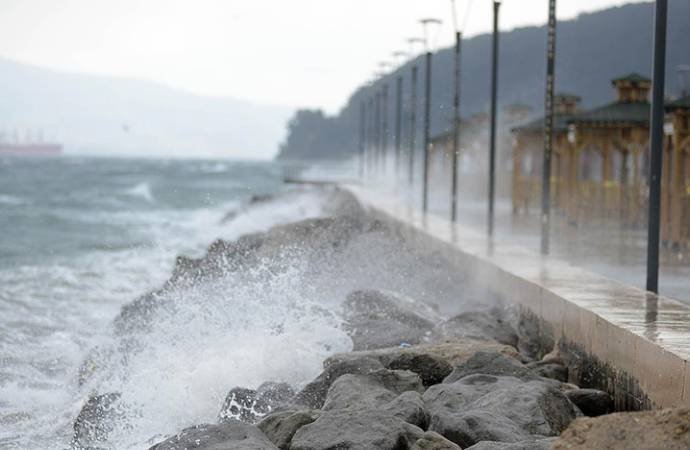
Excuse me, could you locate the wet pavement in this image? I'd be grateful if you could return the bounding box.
[346,183,690,409]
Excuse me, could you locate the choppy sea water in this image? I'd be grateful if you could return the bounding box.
[0,157,346,449]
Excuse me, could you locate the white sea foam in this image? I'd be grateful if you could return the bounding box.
[123,182,155,203]
[0,187,332,449]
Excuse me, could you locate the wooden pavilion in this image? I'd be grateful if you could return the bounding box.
[662,95,690,249]
[511,74,653,226]
[511,94,581,214]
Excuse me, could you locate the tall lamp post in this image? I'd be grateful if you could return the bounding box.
[449,0,464,222]
[488,0,501,238]
[406,37,425,188]
[541,0,557,255]
[646,0,668,294]
[392,51,409,180]
[378,62,392,178]
[420,18,442,214]
[359,99,366,181]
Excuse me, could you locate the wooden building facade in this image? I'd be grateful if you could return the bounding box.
[511,74,690,250]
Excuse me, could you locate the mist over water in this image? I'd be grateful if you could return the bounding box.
[0,156,486,449]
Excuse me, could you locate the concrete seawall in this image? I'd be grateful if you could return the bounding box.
[346,185,690,411]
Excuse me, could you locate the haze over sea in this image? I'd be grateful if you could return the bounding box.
[0,157,344,449]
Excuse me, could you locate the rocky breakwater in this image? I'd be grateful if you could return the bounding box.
[71,187,621,449]
[146,287,614,449]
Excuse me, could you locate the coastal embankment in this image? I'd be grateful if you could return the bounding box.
[71,187,690,449]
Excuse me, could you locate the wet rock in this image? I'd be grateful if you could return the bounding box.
[430,410,531,448]
[564,388,613,417]
[342,289,440,351]
[552,407,690,450]
[325,339,519,389]
[113,291,169,335]
[468,380,579,436]
[320,369,428,428]
[424,374,579,447]
[292,355,385,409]
[443,351,537,383]
[219,383,295,424]
[382,391,429,429]
[433,311,519,347]
[148,420,277,449]
[289,409,424,450]
[411,431,462,450]
[387,351,454,387]
[322,369,424,412]
[72,392,122,449]
[531,363,568,382]
[514,310,551,359]
[466,438,556,449]
[257,410,320,450]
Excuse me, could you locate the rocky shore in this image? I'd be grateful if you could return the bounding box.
[71,188,690,450]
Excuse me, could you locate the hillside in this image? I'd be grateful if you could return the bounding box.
[277,0,690,161]
[0,58,293,159]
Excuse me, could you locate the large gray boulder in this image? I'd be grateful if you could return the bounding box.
[324,339,520,389]
[148,420,277,450]
[424,374,580,447]
[342,290,440,351]
[257,410,320,450]
[289,409,424,450]
[564,388,613,417]
[219,382,295,424]
[443,352,538,383]
[321,369,428,428]
[382,391,429,429]
[292,355,385,409]
[321,369,424,412]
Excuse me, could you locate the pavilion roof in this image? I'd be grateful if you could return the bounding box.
[569,101,650,127]
[511,113,575,134]
[666,95,690,111]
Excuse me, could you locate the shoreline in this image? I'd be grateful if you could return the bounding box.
[71,187,689,449]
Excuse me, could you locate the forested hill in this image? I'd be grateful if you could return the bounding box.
[277,1,689,161]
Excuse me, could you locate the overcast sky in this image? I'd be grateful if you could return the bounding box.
[0,0,649,113]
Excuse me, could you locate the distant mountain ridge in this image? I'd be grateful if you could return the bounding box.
[277,0,690,161]
[0,57,293,158]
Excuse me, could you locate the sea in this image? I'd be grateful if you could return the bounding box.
[0,156,353,449]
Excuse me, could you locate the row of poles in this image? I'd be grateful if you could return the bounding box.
[357,0,669,295]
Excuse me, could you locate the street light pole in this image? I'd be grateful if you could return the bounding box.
[395,75,403,180]
[488,0,501,238]
[359,100,366,181]
[646,0,668,294]
[382,82,389,177]
[409,64,419,187]
[451,30,462,222]
[422,50,432,214]
[541,0,557,255]
[374,88,381,176]
[419,18,441,214]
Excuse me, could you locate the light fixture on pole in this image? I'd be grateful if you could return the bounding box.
[419,17,442,214]
[488,0,501,238]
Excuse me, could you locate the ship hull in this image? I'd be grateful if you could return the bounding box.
[0,144,62,156]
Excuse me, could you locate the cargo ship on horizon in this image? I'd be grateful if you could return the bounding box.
[0,142,62,156]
